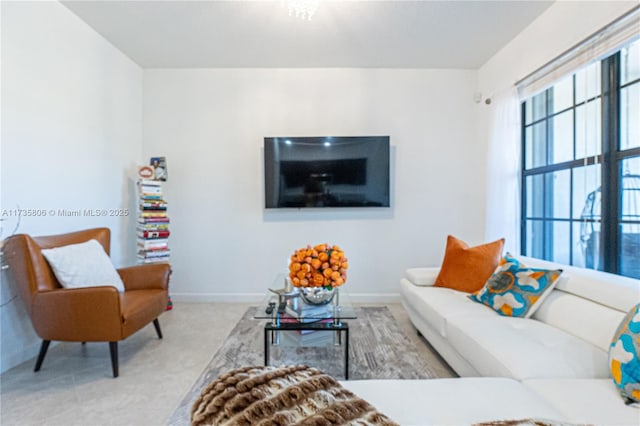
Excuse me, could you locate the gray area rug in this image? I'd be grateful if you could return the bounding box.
[168,306,443,425]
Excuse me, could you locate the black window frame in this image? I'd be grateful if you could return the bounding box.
[521,46,640,277]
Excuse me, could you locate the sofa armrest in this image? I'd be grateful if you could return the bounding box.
[31,287,123,341]
[118,263,170,291]
[405,267,441,286]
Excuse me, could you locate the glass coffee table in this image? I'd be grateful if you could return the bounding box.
[254,274,357,379]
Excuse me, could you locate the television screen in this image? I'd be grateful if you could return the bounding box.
[264,136,390,208]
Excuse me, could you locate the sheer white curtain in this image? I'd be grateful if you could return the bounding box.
[485,86,521,253]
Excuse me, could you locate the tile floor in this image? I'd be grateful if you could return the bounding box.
[0,303,454,425]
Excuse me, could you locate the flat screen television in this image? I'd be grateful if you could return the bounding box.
[264,136,390,208]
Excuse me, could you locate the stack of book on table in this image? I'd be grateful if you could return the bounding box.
[137,179,170,264]
[279,298,334,346]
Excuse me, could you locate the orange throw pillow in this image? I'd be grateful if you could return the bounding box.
[434,235,505,293]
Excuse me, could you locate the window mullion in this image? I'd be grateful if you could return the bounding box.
[600,54,621,273]
[521,102,527,256]
[545,90,554,260]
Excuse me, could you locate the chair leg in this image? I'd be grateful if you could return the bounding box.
[109,342,119,378]
[153,319,163,339]
[34,340,51,372]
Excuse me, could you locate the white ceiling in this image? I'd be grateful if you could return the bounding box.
[61,0,554,69]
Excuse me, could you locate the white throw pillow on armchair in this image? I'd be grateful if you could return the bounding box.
[41,239,125,292]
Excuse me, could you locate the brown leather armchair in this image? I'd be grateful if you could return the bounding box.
[3,227,170,377]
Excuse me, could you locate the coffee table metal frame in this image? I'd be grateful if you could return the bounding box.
[257,274,355,380]
[263,319,350,379]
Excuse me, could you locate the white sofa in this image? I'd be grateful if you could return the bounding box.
[342,256,640,425]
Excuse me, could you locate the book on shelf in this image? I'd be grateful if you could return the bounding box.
[140,211,168,218]
[139,182,162,189]
[137,223,170,228]
[137,256,170,264]
[279,329,334,347]
[299,330,334,345]
[138,222,169,231]
[140,193,163,200]
[137,230,171,239]
[139,248,169,254]
[284,300,332,323]
[138,185,162,194]
[140,204,167,210]
[278,314,301,324]
[137,217,170,223]
[138,248,171,256]
[137,236,169,242]
[137,228,169,235]
[137,251,170,257]
[278,314,333,334]
[138,238,169,246]
[300,319,333,334]
[138,221,170,226]
[138,179,161,187]
[137,239,169,248]
[137,255,170,263]
[137,221,170,228]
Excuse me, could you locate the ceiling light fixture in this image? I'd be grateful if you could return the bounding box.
[286,0,319,20]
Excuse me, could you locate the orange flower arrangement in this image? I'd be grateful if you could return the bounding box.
[289,244,348,290]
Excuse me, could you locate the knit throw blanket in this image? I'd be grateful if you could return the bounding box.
[190,365,399,426]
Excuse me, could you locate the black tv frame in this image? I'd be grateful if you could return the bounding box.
[264,136,390,209]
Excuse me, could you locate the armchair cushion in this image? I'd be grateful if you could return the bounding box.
[41,239,125,292]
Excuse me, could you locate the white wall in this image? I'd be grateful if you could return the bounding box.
[477,0,639,247]
[0,1,143,372]
[143,68,485,301]
[478,1,639,97]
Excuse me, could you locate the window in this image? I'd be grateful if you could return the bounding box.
[522,39,640,278]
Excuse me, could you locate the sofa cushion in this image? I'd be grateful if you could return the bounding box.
[470,254,562,318]
[433,235,504,293]
[609,303,640,404]
[533,290,626,353]
[523,379,640,425]
[400,278,496,337]
[520,256,640,313]
[405,267,439,286]
[446,315,610,380]
[341,378,567,425]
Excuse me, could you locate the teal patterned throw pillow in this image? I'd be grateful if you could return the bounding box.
[609,303,640,404]
[469,254,562,318]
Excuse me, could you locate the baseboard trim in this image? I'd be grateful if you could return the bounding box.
[170,292,401,304]
[349,293,401,303]
[170,293,265,303]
